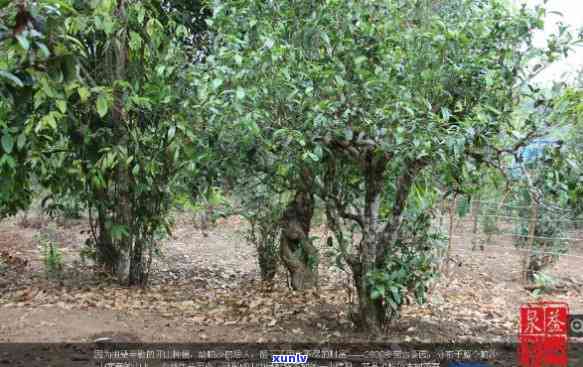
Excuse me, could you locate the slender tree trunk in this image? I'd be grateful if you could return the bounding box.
[129,236,145,286]
[471,196,481,251]
[444,195,457,275]
[95,203,117,272]
[112,0,145,286]
[279,190,318,290]
[523,201,539,283]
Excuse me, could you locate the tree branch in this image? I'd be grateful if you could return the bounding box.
[378,157,429,260]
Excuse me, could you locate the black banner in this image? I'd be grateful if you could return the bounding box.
[0,342,582,367]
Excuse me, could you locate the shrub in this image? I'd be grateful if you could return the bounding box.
[241,186,286,283]
[36,226,64,278]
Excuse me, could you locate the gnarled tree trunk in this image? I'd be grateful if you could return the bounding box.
[279,190,318,290]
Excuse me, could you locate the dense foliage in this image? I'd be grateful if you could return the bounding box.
[1,0,208,285]
[198,0,581,332]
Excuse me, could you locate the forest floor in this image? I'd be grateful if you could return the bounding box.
[1,211,582,349]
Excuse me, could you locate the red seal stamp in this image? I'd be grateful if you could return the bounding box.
[518,301,569,367]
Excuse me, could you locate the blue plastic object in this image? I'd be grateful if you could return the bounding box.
[447,363,491,367]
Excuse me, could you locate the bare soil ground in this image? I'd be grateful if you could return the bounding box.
[1,211,582,351]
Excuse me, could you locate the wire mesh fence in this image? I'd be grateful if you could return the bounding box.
[429,198,583,283]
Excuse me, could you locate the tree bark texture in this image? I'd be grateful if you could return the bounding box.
[279,191,318,290]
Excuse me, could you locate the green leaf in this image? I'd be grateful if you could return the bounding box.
[96,94,108,117]
[236,87,245,100]
[0,71,24,87]
[370,289,382,300]
[1,134,14,154]
[16,134,26,150]
[354,56,367,65]
[211,79,223,90]
[110,224,129,241]
[314,145,323,159]
[37,42,50,59]
[173,146,180,162]
[371,285,385,300]
[167,125,176,140]
[264,37,274,49]
[56,100,67,114]
[0,154,16,169]
[306,152,319,162]
[146,18,160,37]
[344,128,353,141]
[15,34,29,50]
[129,31,142,51]
[136,5,145,24]
[390,286,401,304]
[78,87,90,102]
[103,17,115,34]
[40,79,55,98]
[46,113,57,130]
[276,164,289,176]
[41,114,57,131]
[156,65,166,77]
[484,105,501,115]
[441,107,451,121]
